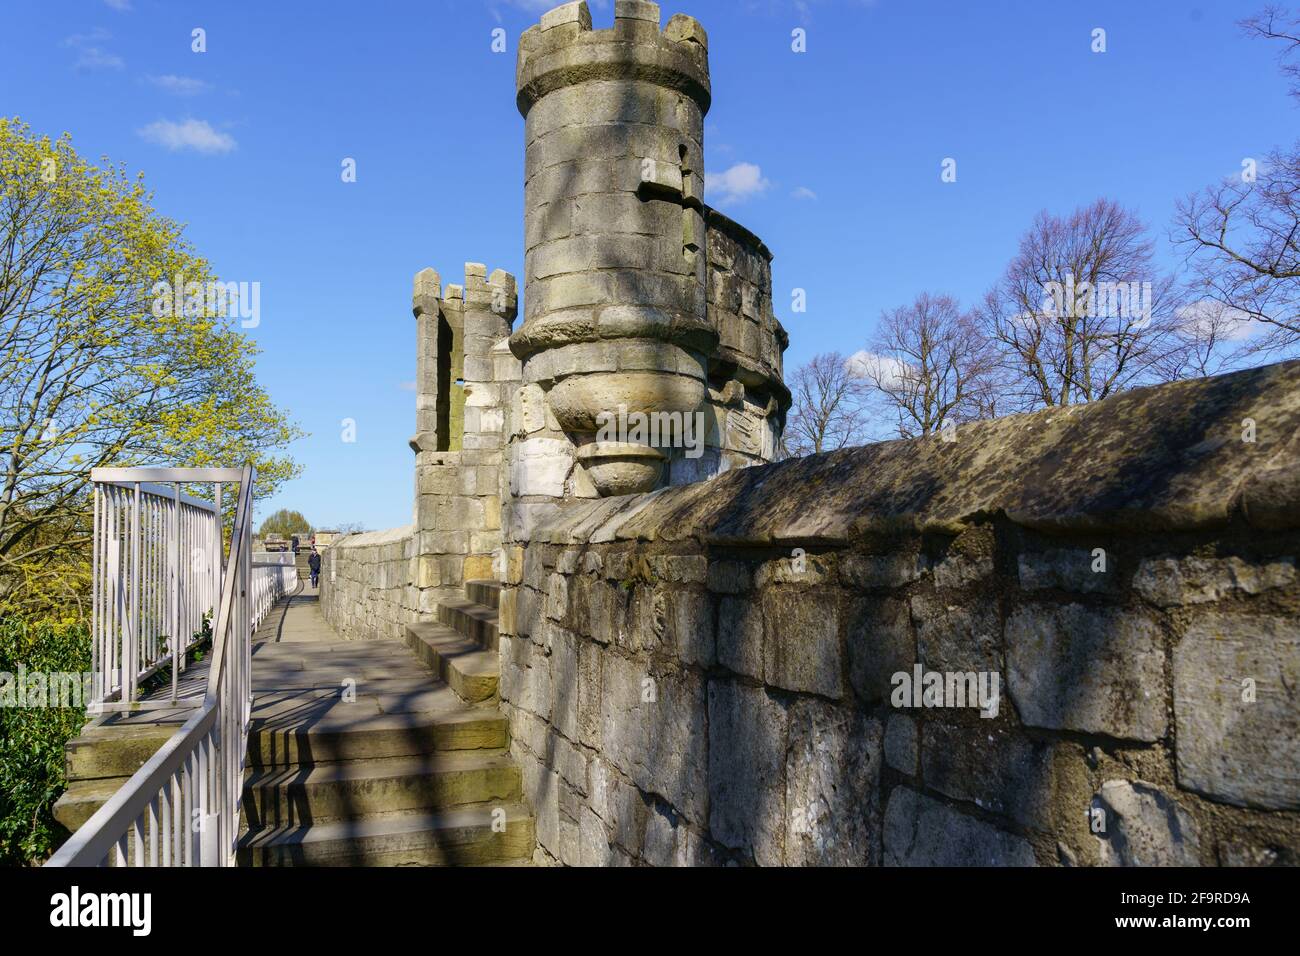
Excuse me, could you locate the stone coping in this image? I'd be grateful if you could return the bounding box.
[332,525,414,548]
[526,360,1300,545]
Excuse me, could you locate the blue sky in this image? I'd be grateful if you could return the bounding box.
[1,0,1292,531]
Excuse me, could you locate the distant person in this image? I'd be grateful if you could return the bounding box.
[308,548,321,588]
[291,534,300,555]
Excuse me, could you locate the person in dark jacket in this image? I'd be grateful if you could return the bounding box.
[291,534,300,555]
[308,548,321,587]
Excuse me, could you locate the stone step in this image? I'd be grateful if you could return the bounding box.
[436,598,499,650]
[465,580,502,611]
[242,750,522,828]
[54,776,134,832]
[246,685,508,768]
[405,622,498,703]
[65,722,180,781]
[237,802,535,866]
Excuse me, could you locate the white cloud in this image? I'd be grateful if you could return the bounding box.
[1174,299,1257,341]
[791,185,817,200]
[847,350,912,389]
[147,74,211,95]
[398,380,418,392]
[138,118,236,154]
[104,0,133,10]
[705,162,771,205]
[64,28,124,71]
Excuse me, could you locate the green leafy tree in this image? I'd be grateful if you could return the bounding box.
[259,508,312,538]
[0,117,303,613]
[0,615,90,863]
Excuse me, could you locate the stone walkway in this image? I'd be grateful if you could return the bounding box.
[58,578,534,864]
[253,580,337,644]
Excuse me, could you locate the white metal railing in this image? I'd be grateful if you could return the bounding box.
[250,558,298,628]
[90,475,226,710]
[47,465,266,867]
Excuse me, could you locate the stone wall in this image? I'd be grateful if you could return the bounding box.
[497,360,1300,866]
[319,527,417,642]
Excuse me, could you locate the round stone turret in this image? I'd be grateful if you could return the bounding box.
[510,0,717,496]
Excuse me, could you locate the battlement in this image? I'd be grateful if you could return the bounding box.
[412,263,518,322]
[516,1,711,117]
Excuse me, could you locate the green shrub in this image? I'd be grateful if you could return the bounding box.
[0,615,90,865]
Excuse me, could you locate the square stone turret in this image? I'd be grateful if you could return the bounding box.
[410,263,520,594]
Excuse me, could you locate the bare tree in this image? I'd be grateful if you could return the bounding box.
[855,293,998,438]
[782,352,870,457]
[1243,5,1300,99]
[1170,10,1300,357]
[1157,299,1256,381]
[978,199,1180,410]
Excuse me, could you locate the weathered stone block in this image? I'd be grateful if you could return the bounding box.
[642,809,713,866]
[784,701,882,866]
[839,553,926,589]
[518,749,561,854]
[921,722,1061,829]
[546,572,569,622]
[1173,612,1300,809]
[707,680,788,866]
[550,623,580,741]
[600,654,707,824]
[648,553,707,584]
[1006,604,1166,742]
[910,592,1001,675]
[706,559,751,594]
[579,805,616,866]
[587,757,645,855]
[516,637,553,720]
[415,554,440,589]
[883,787,1036,866]
[1134,556,1297,607]
[577,640,603,748]
[762,589,843,699]
[847,597,913,704]
[883,715,917,776]
[463,553,494,581]
[666,587,714,667]
[510,438,573,498]
[716,595,763,679]
[1018,548,1116,593]
[754,553,834,588]
[1092,779,1203,866]
[933,552,994,589]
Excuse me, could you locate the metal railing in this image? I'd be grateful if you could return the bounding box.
[90,474,226,710]
[47,465,272,867]
[251,554,297,629]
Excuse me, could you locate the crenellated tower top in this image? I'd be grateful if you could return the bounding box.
[516,1,710,119]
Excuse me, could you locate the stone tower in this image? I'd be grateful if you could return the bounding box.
[511,0,723,497]
[405,0,791,592]
[410,264,520,595]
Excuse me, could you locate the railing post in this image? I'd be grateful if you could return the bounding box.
[171,483,181,701]
[126,483,140,707]
[92,485,102,705]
